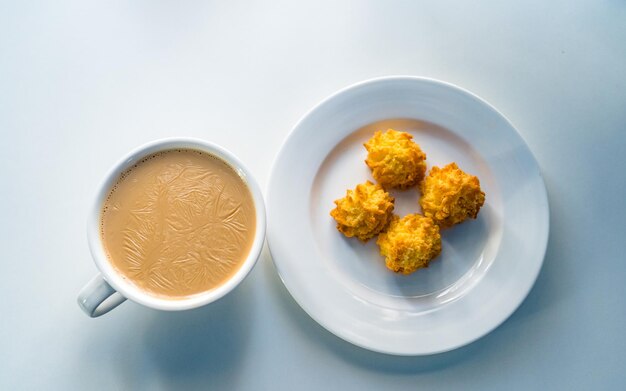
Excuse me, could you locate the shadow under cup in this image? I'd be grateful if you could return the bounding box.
[78,138,266,318]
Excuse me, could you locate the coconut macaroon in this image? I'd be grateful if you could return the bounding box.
[419,162,485,228]
[376,214,441,274]
[364,129,427,190]
[330,180,395,242]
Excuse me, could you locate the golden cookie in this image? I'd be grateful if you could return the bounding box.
[376,214,441,274]
[330,180,395,241]
[419,163,485,228]
[364,129,427,190]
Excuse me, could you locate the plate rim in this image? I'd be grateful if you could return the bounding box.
[266,75,550,356]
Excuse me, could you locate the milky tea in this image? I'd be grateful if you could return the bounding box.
[100,149,256,299]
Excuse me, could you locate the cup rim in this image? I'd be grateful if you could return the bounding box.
[87,137,266,311]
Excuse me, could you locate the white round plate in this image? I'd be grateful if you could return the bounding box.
[266,76,549,355]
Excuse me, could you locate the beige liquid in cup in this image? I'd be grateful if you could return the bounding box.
[100,149,256,299]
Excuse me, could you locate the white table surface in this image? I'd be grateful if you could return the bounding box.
[1,1,625,389]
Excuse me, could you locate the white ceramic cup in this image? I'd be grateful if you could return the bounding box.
[77,138,266,317]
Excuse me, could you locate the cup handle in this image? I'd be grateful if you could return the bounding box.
[77,274,127,317]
